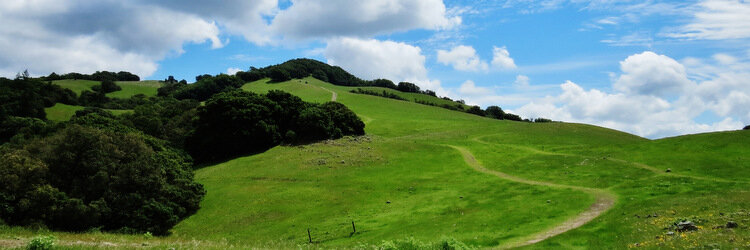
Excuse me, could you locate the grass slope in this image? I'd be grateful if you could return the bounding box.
[45,103,132,121]
[5,76,749,249]
[52,80,161,98]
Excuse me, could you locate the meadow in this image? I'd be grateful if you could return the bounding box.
[43,80,161,120]
[3,77,748,249]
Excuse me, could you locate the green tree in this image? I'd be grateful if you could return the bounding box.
[485,106,505,120]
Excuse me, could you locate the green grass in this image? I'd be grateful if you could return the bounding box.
[51,79,99,95]
[6,76,750,249]
[52,80,161,99]
[107,80,161,98]
[45,103,131,121]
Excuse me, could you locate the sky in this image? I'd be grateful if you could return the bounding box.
[1,0,749,139]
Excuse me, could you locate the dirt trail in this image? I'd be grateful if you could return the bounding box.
[447,145,617,249]
[318,86,337,101]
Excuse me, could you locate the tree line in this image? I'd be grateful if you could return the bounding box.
[234,58,437,96]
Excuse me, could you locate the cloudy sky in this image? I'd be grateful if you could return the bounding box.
[2,0,749,138]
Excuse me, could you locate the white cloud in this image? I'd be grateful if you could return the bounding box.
[0,1,224,77]
[614,51,693,97]
[458,80,491,95]
[668,0,750,40]
[491,46,517,70]
[514,75,530,87]
[270,0,460,41]
[514,51,750,138]
[227,67,242,75]
[437,45,488,72]
[323,37,448,96]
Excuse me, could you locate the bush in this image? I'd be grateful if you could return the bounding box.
[91,79,121,93]
[187,90,365,163]
[0,125,205,235]
[26,235,56,250]
[744,125,749,130]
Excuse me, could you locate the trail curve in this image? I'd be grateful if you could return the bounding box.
[446,145,617,249]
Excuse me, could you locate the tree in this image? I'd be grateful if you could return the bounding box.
[92,79,122,93]
[745,125,750,130]
[371,79,397,89]
[467,106,485,116]
[0,125,205,235]
[485,106,505,120]
[187,91,282,162]
[397,82,421,93]
[269,68,291,82]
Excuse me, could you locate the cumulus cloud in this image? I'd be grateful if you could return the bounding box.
[0,0,462,78]
[458,80,491,95]
[668,0,750,40]
[437,45,488,72]
[324,37,448,95]
[0,1,223,77]
[514,51,750,138]
[270,0,460,41]
[614,51,694,97]
[491,46,517,70]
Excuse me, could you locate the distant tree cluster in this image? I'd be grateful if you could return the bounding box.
[236,58,439,96]
[0,77,77,119]
[744,125,750,130]
[349,88,407,101]
[44,71,140,82]
[159,74,244,101]
[187,90,364,163]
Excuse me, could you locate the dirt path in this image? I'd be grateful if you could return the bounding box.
[446,145,617,249]
[319,86,337,101]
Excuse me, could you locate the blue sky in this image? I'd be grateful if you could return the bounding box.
[1,0,749,138]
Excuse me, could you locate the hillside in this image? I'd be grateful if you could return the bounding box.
[1,71,748,249]
[172,77,749,248]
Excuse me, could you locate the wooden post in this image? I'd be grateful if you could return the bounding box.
[351,221,356,233]
[307,228,312,243]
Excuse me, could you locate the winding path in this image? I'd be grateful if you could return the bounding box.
[446,145,617,249]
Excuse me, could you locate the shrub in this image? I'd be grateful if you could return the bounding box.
[0,125,205,235]
[187,90,365,163]
[26,235,56,250]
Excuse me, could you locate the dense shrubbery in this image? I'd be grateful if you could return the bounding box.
[91,79,121,93]
[350,88,407,101]
[0,123,204,235]
[159,74,244,101]
[187,90,364,163]
[0,77,77,119]
[44,71,140,82]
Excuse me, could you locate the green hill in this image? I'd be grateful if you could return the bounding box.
[3,74,749,249]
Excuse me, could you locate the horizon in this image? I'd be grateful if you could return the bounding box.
[1,0,749,139]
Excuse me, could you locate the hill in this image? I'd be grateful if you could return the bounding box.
[1,62,749,249]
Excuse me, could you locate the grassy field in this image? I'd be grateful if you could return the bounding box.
[4,76,749,249]
[52,80,161,99]
[45,103,132,121]
[107,80,161,98]
[51,79,100,95]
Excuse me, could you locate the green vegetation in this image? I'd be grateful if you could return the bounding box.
[2,61,749,249]
[107,81,161,99]
[45,104,130,121]
[50,80,99,95]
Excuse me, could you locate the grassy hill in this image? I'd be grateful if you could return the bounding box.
[43,80,161,120]
[3,76,749,249]
[51,79,162,98]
